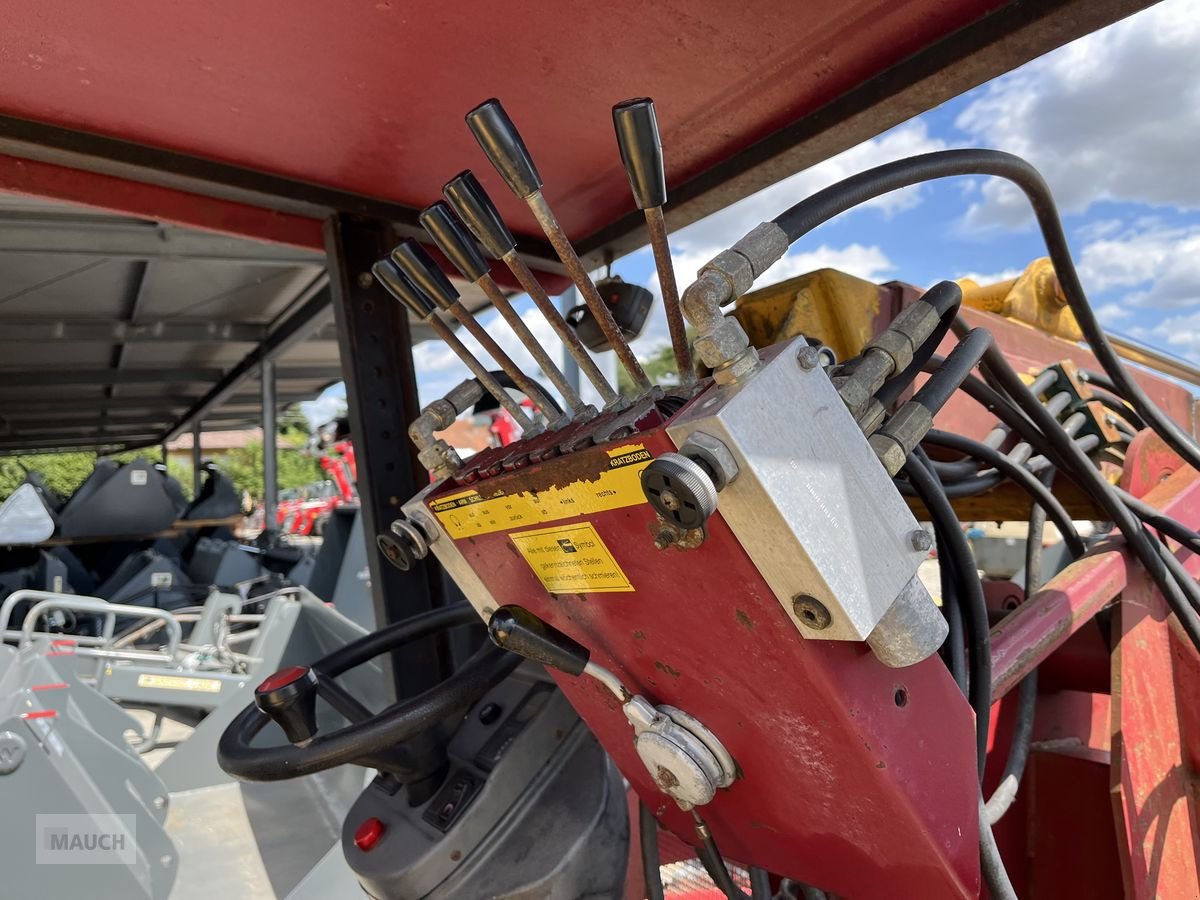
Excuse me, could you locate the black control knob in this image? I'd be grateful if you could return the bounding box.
[376,532,414,572]
[420,201,489,282]
[390,240,459,311]
[254,665,320,745]
[612,98,667,210]
[640,453,718,530]
[443,170,517,260]
[372,260,435,319]
[465,99,543,200]
[488,606,590,676]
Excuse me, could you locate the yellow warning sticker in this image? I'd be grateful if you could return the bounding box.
[136,673,223,693]
[510,522,634,594]
[430,443,653,540]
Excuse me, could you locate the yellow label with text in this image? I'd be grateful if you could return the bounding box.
[136,673,223,693]
[430,443,652,540]
[510,522,634,594]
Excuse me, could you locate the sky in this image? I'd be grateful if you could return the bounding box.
[304,0,1200,425]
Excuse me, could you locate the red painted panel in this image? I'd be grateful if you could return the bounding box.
[1111,569,1200,899]
[431,426,979,898]
[0,1,1003,241]
[0,153,324,250]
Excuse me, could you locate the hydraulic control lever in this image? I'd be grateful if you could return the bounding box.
[466,98,653,394]
[372,259,538,433]
[419,201,590,422]
[390,240,562,426]
[443,170,621,408]
[613,98,694,388]
[488,605,737,810]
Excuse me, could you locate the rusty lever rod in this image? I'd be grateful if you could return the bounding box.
[612,98,694,388]
[466,98,652,394]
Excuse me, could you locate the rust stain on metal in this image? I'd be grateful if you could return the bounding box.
[655,660,681,679]
[735,609,755,630]
[474,445,614,499]
[633,630,646,641]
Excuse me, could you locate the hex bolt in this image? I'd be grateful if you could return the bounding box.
[792,594,832,630]
[796,345,821,370]
[908,529,934,552]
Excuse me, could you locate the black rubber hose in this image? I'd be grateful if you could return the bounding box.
[984,470,1051,826]
[470,369,564,416]
[971,336,1200,649]
[875,281,964,408]
[979,795,1019,900]
[910,328,993,415]
[770,148,1200,472]
[1088,387,1147,431]
[919,431,1085,557]
[639,803,666,900]
[749,867,772,900]
[941,544,967,693]
[1117,487,1200,554]
[694,834,749,900]
[905,451,990,779]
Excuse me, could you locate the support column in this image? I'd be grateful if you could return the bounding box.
[326,214,445,696]
[261,359,278,533]
[191,420,203,497]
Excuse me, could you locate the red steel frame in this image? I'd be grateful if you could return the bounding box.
[986,431,1200,897]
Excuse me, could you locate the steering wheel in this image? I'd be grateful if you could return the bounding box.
[217,604,518,782]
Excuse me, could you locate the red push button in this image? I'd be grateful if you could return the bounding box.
[256,665,310,694]
[354,817,386,852]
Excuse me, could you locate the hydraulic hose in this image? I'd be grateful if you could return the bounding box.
[639,803,666,900]
[770,148,1200,473]
[905,451,990,778]
[970,335,1200,651]
[910,328,993,416]
[918,430,1084,556]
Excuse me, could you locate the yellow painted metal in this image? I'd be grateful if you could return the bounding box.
[731,268,884,359]
[958,257,1083,343]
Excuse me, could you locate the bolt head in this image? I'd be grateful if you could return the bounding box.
[796,345,821,370]
[792,594,832,630]
[909,529,934,552]
[357,272,375,289]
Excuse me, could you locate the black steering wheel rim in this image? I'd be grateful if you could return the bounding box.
[218,604,518,781]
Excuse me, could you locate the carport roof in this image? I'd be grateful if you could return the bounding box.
[0,192,493,454]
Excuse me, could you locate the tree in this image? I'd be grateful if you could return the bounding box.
[616,342,690,395]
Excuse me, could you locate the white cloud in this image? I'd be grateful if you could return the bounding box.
[1078,222,1200,307]
[670,120,947,253]
[955,268,1022,286]
[954,0,1200,228]
[1096,302,1132,325]
[1146,309,1200,357]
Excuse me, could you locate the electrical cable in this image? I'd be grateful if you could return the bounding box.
[904,450,990,778]
[769,148,1200,472]
[692,811,750,900]
[1087,387,1146,431]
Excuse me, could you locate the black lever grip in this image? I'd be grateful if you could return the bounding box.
[372,259,435,319]
[254,665,320,745]
[466,99,543,200]
[419,201,489,283]
[487,606,590,677]
[612,98,667,210]
[443,170,517,260]
[390,240,459,311]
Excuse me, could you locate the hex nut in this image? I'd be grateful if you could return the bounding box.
[681,431,739,491]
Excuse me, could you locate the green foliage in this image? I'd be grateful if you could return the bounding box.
[617,341,689,395]
[0,449,195,503]
[215,439,321,501]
